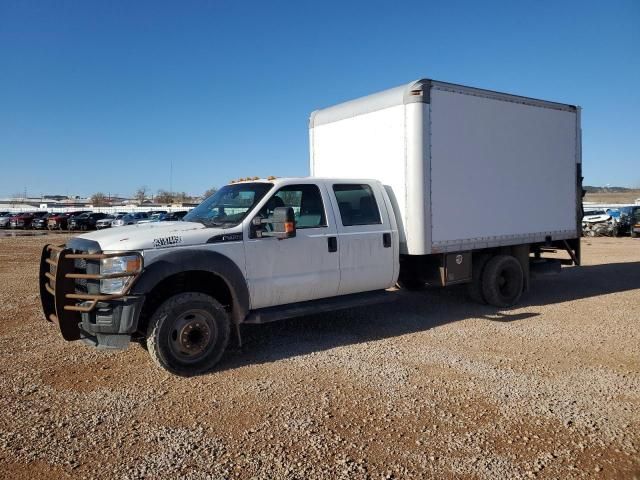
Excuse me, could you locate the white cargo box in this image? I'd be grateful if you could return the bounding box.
[310,79,582,255]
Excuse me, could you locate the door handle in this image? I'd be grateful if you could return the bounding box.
[383,232,391,248]
[328,236,337,252]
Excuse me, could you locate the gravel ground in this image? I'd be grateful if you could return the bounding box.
[0,234,638,479]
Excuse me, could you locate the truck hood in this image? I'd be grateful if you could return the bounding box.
[73,221,223,251]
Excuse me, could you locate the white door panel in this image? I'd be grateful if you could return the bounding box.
[336,230,394,294]
[244,183,339,309]
[326,182,395,295]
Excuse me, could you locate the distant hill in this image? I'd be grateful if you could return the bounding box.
[584,186,634,193]
[584,186,640,204]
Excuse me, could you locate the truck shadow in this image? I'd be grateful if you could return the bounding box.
[218,261,640,373]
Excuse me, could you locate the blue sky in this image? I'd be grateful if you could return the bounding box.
[1,0,638,198]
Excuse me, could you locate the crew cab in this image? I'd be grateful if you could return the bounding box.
[40,178,400,375]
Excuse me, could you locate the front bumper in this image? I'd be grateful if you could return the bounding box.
[39,244,144,349]
[79,296,145,349]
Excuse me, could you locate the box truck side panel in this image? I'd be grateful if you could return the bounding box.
[310,104,409,248]
[429,87,578,251]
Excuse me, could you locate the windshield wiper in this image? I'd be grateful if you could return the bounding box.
[197,218,236,228]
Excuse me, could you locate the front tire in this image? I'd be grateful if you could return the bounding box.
[481,255,524,308]
[146,292,230,376]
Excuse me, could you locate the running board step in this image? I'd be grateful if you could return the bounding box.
[244,290,397,325]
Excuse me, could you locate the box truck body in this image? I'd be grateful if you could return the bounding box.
[310,79,582,256]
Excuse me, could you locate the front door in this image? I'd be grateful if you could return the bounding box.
[244,183,340,309]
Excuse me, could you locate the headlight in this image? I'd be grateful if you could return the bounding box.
[100,254,142,294]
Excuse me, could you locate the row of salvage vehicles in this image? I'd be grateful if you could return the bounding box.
[0,210,188,230]
[582,206,640,237]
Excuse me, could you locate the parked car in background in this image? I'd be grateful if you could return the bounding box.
[111,212,148,227]
[137,211,168,224]
[0,213,18,229]
[618,206,640,237]
[159,211,188,221]
[68,212,110,231]
[95,215,116,230]
[10,211,48,229]
[47,211,90,230]
[632,208,640,238]
[32,213,54,230]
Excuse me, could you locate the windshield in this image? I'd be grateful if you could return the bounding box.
[184,182,273,228]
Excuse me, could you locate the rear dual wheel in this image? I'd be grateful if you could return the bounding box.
[481,255,524,307]
[468,254,524,307]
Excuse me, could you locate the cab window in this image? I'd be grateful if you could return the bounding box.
[259,184,327,229]
[332,184,381,226]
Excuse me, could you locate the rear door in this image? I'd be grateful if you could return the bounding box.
[244,182,340,309]
[327,182,396,295]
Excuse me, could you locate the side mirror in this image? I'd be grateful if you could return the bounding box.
[255,206,296,239]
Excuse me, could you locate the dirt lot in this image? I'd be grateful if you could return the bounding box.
[584,190,640,204]
[0,234,638,479]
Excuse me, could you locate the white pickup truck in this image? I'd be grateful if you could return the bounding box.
[40,79,583,375]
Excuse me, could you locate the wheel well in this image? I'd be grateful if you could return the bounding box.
[136,270,233,338]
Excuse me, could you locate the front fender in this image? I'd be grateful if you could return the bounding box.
[131,249,250,324]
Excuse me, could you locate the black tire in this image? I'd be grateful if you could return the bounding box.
[146,292,230,376]
[397,274,425,290]
[467,253,491,304]
[481,255,524,308]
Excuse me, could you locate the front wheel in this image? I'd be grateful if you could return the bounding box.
[481,255,524,308]
[146,292,230,376]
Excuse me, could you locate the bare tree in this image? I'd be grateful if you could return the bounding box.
[91,192,108,206]
[203,187,218,199]
[135,186,148,205]
[174,192,190,204]
[155,189,174,204]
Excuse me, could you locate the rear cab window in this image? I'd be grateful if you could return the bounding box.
[332,184,381,227]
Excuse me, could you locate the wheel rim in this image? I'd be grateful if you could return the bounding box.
[498,266,520,300]
[167,309,217,363]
